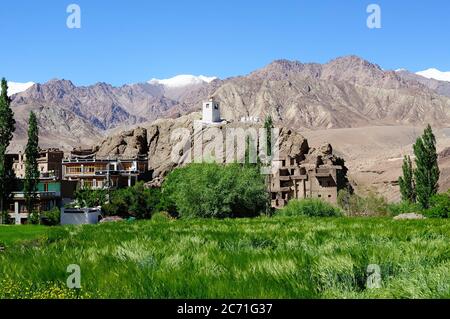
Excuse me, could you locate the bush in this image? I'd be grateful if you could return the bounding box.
[425,192,450,218]
[101,182,161,219]
[337,189,388,216]
[277,199,342,217]
[41,208,61,226]
[161,163,268,218]
[387,201,422,216]
[28,211,40,225]
[151,211,173,222]
[1,211,12,225]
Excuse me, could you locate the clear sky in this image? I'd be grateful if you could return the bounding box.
[1,0,449,86]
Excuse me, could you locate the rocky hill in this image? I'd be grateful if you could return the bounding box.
[89,113,345,187]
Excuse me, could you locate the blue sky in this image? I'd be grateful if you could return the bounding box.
[1,0,449,86]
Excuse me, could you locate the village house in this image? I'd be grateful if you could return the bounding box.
[269,153,343,209]
[7,148,77,224]
[62,149,148,189]
[12,148,64,179]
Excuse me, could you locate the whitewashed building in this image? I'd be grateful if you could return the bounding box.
[202,97,221,123]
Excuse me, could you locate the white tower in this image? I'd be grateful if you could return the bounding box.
[202,97,221,123]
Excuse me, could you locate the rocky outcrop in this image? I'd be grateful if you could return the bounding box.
[304,143,339,166]
[439,147,450,160]
[96,127,148,158]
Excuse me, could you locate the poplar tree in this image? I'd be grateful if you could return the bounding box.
[0,78,16,214]
[413,125,440,209]
[398,155,416,203]
[24,111,40,215]
[264,115,273,157]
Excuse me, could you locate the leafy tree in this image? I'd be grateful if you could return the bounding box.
[100,182,161,219]
[413,125,440,209]
[263,115,274,215]
[0,78,16,213]
[398,155,416,203]
[264,115,273,157]
[24,111,40,214]
[162,163,267,218]
[74,188,108,207]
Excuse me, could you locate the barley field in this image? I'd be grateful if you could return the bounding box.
[0,217,449,299]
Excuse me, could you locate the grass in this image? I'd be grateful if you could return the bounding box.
[0,225,49,247]
[0,217,449,299]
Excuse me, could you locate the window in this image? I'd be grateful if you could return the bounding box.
[318,194,322,198]
[84,166,95,173]
[67,166,82,174]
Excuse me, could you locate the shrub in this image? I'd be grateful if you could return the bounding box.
[1,211,12,225]
[161,163,268,218]
[41,208,61,226]
[387,201,422,216]
[28,211,40,225]
[277,199,342,217]
[151,211,173,222]
[128,183,161,219]
[337,189,388,216]
[425,191,450,218]
[101,182,161,219]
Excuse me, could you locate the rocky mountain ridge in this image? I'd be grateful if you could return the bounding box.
[9,55,450,152]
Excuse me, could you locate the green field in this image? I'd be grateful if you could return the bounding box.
[0,217,449,299]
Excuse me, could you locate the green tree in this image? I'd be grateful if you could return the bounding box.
[263,115,274,215]
[162,163,267,218]
[413,125,440,209]
[0,78,16,214]
[398,155,416,203]
[264,115,273,157]
[24,111,40,214]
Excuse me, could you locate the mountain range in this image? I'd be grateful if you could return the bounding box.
[8,55,450,152]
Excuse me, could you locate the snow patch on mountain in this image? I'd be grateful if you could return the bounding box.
[416,68,450,82]
[148,75,217,88]
[7,81,35,96]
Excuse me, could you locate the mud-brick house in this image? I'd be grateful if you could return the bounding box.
[269,136,345,209]
[12,148,64,179]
